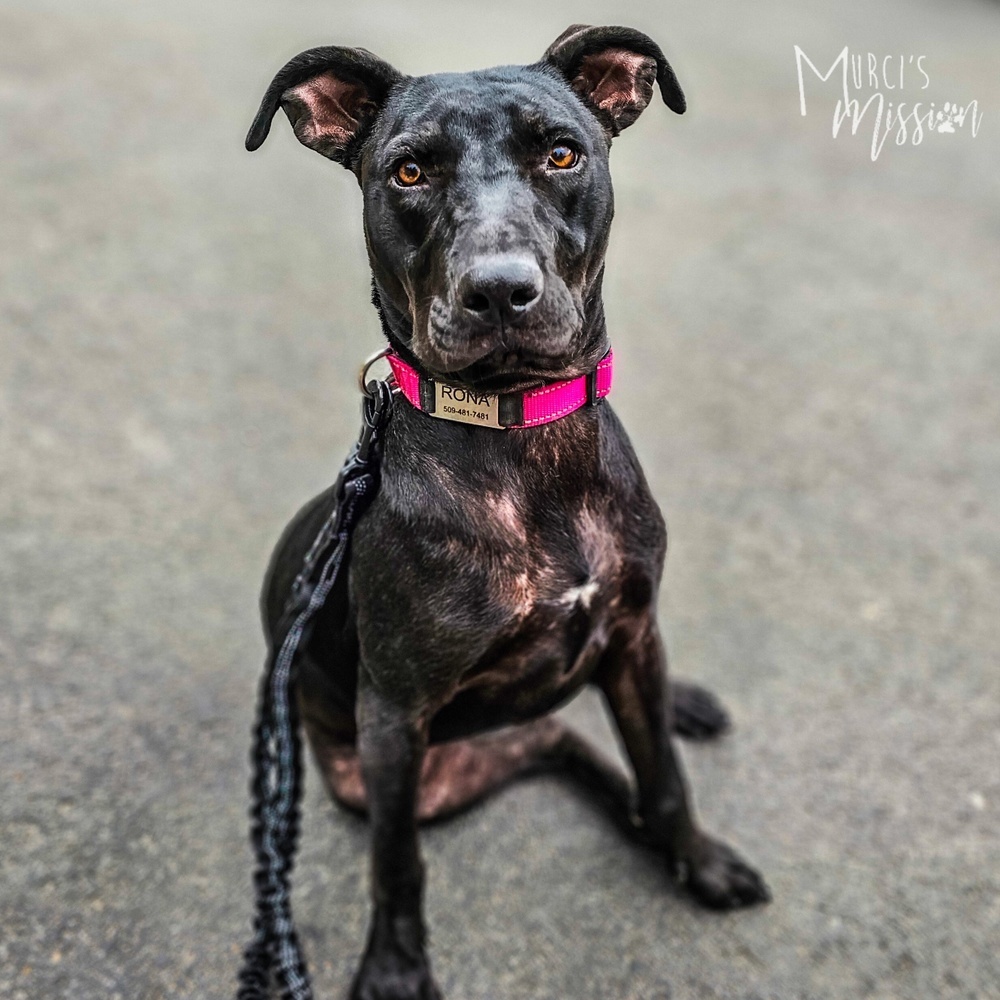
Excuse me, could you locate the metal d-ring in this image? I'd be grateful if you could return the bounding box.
[358,346,394,397]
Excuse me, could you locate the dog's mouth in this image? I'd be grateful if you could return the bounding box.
[415,330,586,389]
[453,345,586,392]
[411,290,586,385]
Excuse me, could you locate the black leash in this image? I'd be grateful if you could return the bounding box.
[237,375,394,1000]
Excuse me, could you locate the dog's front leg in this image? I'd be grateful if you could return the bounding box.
[596,618,770,910]
[350,682,441,1000]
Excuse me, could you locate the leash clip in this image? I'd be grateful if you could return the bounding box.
[356,378,393,463]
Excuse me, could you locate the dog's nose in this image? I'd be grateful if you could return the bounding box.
[458,257,544,326]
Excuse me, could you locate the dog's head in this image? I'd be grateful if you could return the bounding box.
[247,26,684,384]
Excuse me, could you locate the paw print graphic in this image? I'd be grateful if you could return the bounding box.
[935,102,967,133]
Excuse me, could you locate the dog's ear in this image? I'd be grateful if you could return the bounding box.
[245,46,405,166]
[541,24,685,135]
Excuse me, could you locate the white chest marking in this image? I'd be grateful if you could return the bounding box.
[557,579,599,610]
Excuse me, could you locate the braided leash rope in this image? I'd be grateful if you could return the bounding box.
[237,379,393,1000]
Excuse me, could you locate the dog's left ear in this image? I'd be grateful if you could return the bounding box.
[540,24,685,135]
[245,46,405,168]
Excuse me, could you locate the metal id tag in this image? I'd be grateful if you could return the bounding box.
[433,382,502,429]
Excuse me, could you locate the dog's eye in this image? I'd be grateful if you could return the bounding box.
[394,161,423,186]
[548,144,579,169]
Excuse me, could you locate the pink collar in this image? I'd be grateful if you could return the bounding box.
[385,350,613,430]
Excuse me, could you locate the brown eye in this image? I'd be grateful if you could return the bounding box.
[395,161,423,186]
[548,144,578,169]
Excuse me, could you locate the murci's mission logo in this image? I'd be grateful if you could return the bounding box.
[794,46,983,161]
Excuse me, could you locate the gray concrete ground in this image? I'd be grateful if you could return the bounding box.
[2,0,998,997]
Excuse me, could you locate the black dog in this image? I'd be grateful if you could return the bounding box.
[247,24,769,1000]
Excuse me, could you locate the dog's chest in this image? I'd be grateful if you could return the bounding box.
[361,410,662,728]
[444,493,624,713]
[489,498,620,618]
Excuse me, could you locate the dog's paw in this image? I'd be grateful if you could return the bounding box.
[671,680,731,740]
[349,939,442,1000]
[676,834,771,910]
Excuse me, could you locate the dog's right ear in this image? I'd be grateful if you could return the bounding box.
[245,47,405,167]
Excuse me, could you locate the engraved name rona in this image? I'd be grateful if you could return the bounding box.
[440,384,495,407]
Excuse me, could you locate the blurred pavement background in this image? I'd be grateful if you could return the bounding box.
[2,0,998,997]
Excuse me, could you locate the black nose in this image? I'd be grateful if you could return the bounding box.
[458,257,544,326]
